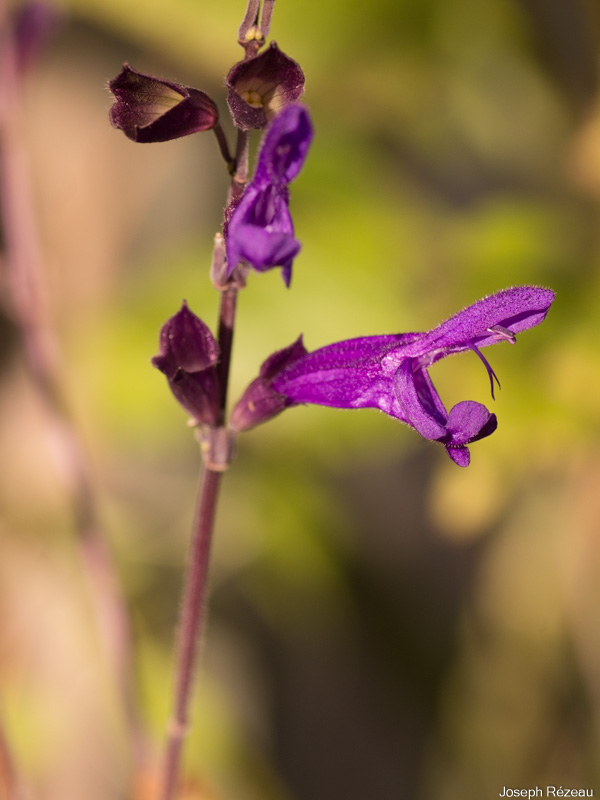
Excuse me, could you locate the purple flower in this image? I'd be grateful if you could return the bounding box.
[152,302,220,425]
[226,42,305,131]
[268,287,555,466]
[225,103,313,286]
[108,64,219,143]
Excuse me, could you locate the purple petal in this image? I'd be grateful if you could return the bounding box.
[224,104,312,284]
[225,182,299,282]
[409,286,555,360]
[446,446,470,467]
[445,400,496,445]
[234,226,300,273]
[273,335,409,417]
[393,362,447,440]
[443,403,497,466]
[254,104,314,185]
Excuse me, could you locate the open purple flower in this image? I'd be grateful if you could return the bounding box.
[225,103,313,286]
[262,286,555,466]
[152,302,220,425]
[226,42,305,131]
[109,64,219,143]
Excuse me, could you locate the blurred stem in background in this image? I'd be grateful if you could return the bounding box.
[0,713,22,800]
[0,0,145,774]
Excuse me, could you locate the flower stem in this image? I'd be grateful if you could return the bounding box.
[216,287,238,418]
[237,0,260,44]
[258,0,275,39]
[160,53,253,796]
[160,279,239,800]
[212,122,234,169]
[159,465,223,800]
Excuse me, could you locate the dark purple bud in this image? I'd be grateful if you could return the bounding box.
[226,42,305,131]
[230,336,308,431]
[152,303,220,425]
[108,64,219,143]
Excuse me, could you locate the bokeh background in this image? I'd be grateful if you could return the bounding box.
[1,0,600,798]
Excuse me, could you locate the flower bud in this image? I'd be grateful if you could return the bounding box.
[109,64,219,143]
[152,303,220,425]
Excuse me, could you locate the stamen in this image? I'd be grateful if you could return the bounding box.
[240,89,264,108]
[470,344,501,400]
[487,325,516,344]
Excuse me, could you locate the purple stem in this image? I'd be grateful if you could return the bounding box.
[258,0,275,39]
[216,287,239,417]
[212,121,234,169]
[159,130,244,798]
[159,467,222,800]
[237,0,260,44]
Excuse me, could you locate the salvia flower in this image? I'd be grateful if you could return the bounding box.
[265,287,555,466]
[231,336,308,431]
[226,42,305,130]
[152,302,220,426]
[225,103,313,286]
[109,64,219,143]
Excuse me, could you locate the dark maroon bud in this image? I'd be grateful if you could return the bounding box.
[109,64,219,143]
[152,303,220,426]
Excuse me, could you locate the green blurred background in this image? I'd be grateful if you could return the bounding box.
[1,0,600,797]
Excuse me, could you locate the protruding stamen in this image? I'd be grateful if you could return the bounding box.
[470,344,501,400]
[487,325,516,344]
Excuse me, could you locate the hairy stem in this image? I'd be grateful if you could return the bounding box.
[237,0,260,44]
[212,122,234,169]
[159,121,247,799]
[159,466,222,800]
[258,0,275,39]
[216,288,238,418]
[159,281,239,798]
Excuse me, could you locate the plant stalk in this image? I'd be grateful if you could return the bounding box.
[159,203,241,800]
[159,466,223,800]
